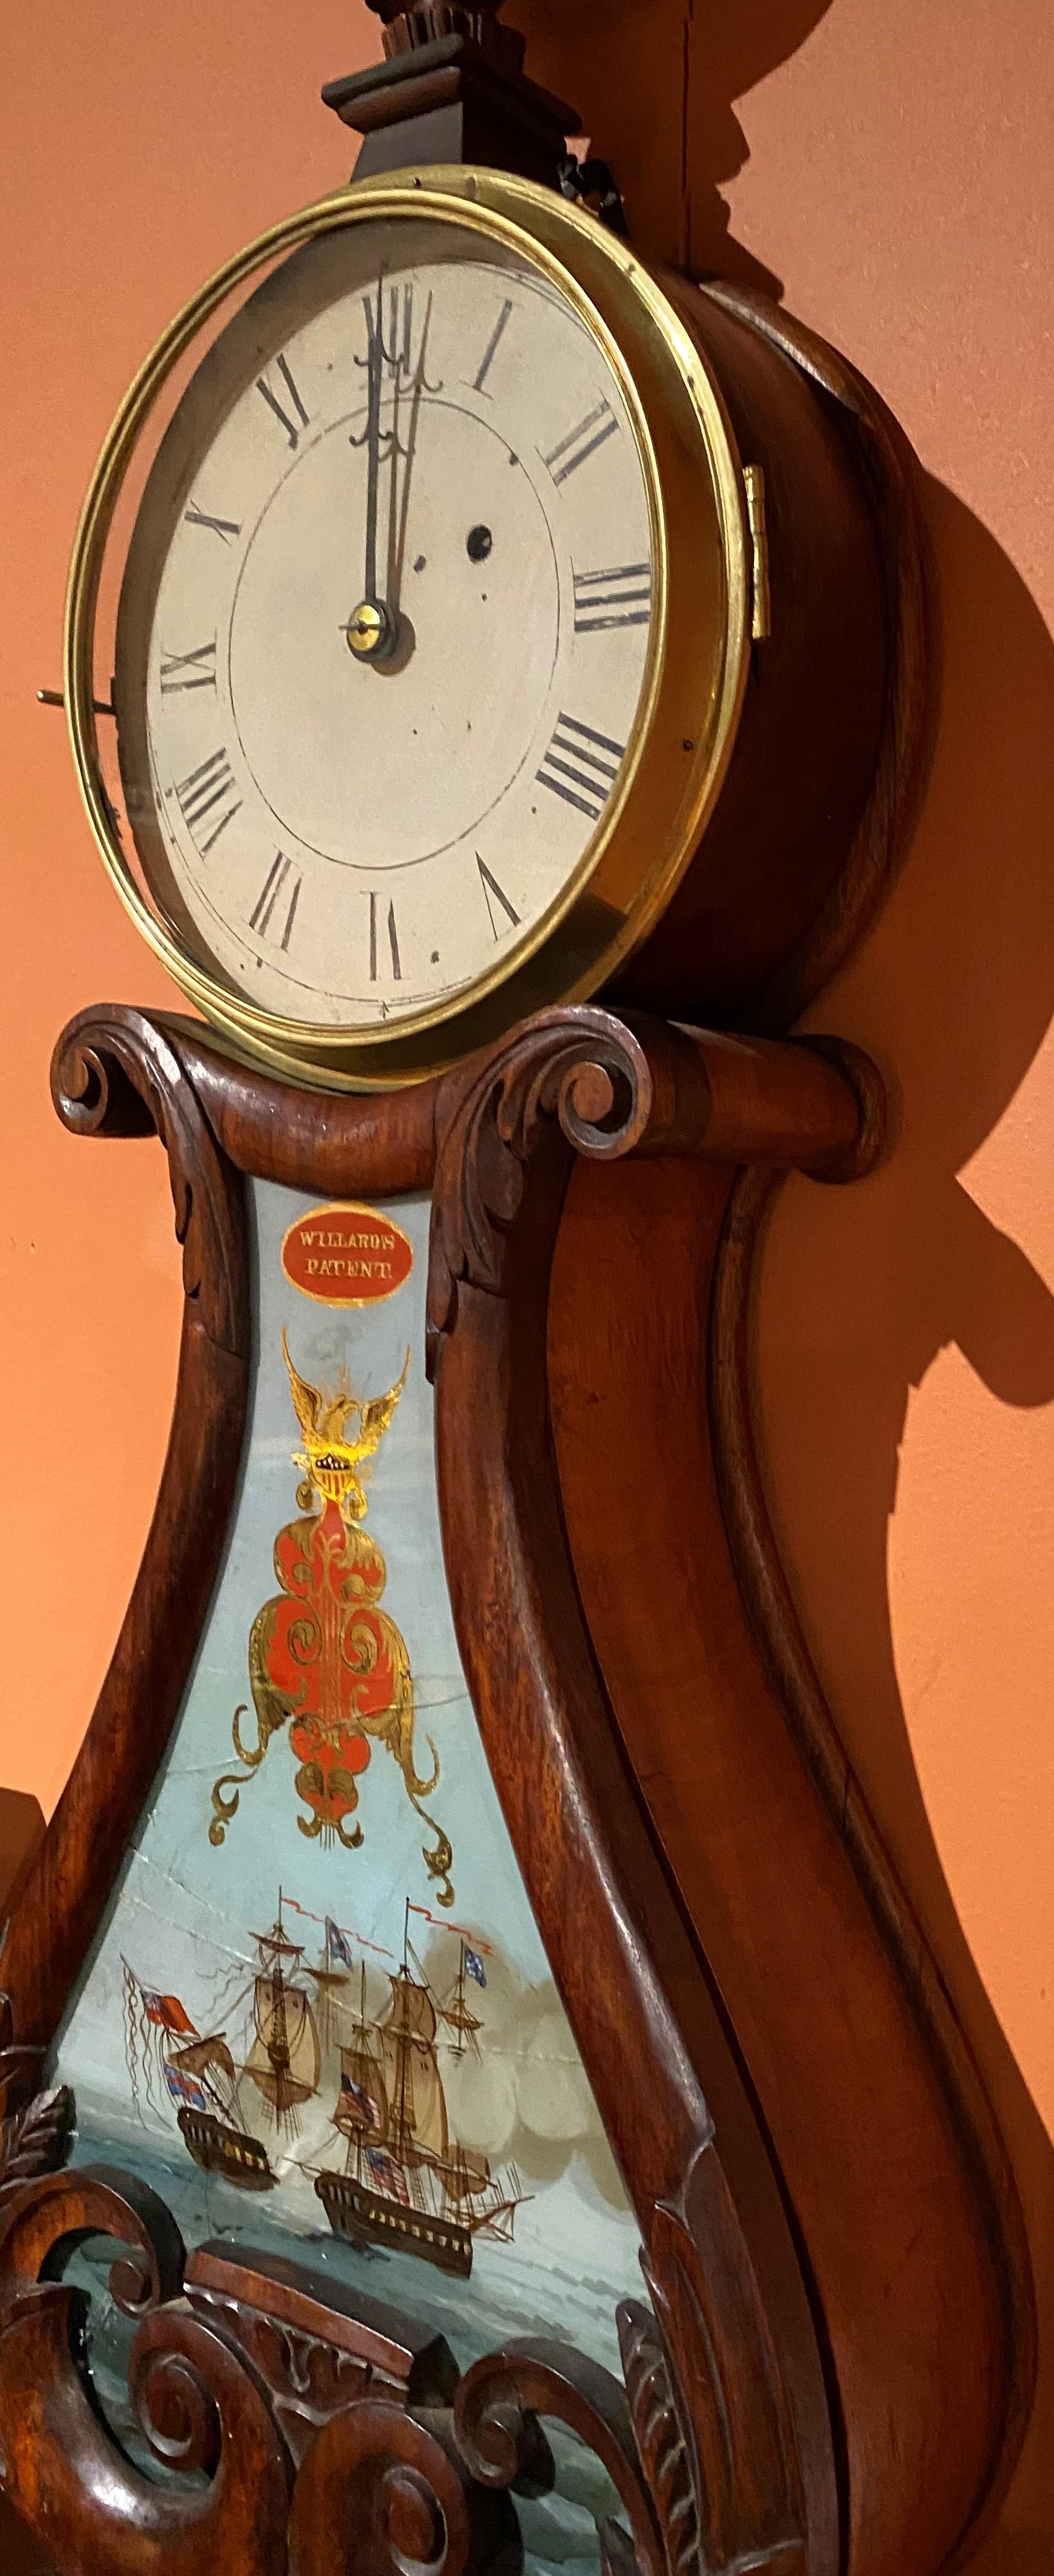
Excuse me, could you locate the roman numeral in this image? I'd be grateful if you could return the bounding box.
[573,563,652,632]
[256,353,310,449]
[173,747,242,853]
[359,280,441,390]
[160,638,217,693]
[183,501,241,544]
[473,297,513,393]
[249,851,301,950]
[543,400,618,487]
[369,891,401,981]
[476,854,520,938]
[537,713,626,820]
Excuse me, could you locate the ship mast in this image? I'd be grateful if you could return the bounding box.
[393,1897,414,2164]
[440,1940,483,2058]
[245,1887,321,2132]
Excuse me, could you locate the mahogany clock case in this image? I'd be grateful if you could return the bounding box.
[0,10,1034,2575]
[0,1000,1034,2576]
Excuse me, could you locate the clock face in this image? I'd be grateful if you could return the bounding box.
[115,216,657,1035]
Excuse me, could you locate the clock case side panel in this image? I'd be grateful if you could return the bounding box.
[0,1010,251,2104]
[426,1010,1031,2576]
[545,1157,1031,2576]
[426,1010,897,2576]
[611,276,931,1037]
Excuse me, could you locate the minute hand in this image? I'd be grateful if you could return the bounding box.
[386,292,437,619]
[362,296,384,607]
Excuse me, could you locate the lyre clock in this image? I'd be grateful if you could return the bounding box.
[4,12,1030,2576]
[64,1,891,1090]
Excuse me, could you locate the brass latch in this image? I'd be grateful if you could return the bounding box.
[743,463,771,643]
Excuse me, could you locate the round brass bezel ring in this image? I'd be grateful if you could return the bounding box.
[65,169,750,1090]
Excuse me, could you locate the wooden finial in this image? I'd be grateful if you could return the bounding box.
[365,0,524,74]
[324,0,579,188]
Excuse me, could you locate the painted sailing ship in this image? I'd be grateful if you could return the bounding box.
[122,1895,322,2191]
[314,1904,528,2278]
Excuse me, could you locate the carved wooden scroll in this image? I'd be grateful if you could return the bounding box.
[0,1001,1033,2576]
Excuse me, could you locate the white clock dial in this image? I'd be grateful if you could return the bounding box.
[117,218,657,1033]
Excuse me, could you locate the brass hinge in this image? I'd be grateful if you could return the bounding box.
[743,462,771,643]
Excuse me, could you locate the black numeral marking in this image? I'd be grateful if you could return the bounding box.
[473,297,513,393]
[543,400,618,487]
[173,747,242,853]
[256,353,310,449]
[249,850,301,950]
[476,853,521,938]
[573,563,652,632]
[369,891,401,981]
[160,638,217,693]
[183,501,241,544]
[537,713,625,820]
[358,279,441,392]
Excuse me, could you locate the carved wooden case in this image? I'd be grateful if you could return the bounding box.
[0,991,1034,2576]
[0,33,1035,2550]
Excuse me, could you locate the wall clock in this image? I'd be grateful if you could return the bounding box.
[1,5,1035,2576]
[67,26,889,1088]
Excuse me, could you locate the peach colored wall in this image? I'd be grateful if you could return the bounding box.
[1,1,1051,2564]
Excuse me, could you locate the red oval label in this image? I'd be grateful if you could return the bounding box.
[281,1203,413,1306]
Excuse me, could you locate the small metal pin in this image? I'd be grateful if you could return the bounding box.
[37,687,116,716]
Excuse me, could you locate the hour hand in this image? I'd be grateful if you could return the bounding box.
[347,287,397,661]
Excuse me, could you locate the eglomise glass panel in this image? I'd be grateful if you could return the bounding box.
[53,1182,643,2572]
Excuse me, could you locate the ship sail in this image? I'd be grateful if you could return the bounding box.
[436,2143,492,2204]
[168,2031,241,2120]
[380,1970,449,2165]
[169,2033,237,2085]
[246,1975,321,2121]
[308,1918,355,2048]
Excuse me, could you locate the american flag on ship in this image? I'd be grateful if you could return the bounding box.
[340,2070,378,2127]
[164,2064,207,2112]
[366,2147,410,2204]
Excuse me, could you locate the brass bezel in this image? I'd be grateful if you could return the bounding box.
[65,167,750,1089]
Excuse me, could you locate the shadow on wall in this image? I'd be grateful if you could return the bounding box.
[522,0,1054,2560]
[513,0,834,273]
[774,476,1054,2573]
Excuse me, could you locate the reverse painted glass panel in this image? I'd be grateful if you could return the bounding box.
[54,1182,643,2384]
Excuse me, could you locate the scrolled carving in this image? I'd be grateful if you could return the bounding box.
[0,2159,293,2567]
[642,2158,808,2576]
[427,1006,652,1366]
[289,2397,471,2576]
[129,2312,225,2478]
[0,1994,74,2207]
[453,2341,663,2576]
[0,2276,292,2573]
[0,2081,75,2210]
[0,2161,186,2318]
[617,2303,700,2576]
[50,1004,248,1360]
